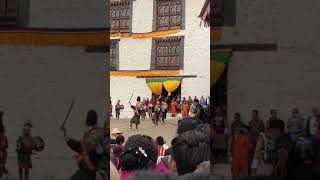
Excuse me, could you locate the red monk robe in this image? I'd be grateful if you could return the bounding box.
[182,102,189,118]
[171,100,177,117]
[231,132,253,179]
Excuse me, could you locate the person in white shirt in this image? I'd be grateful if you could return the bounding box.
[306,108,320,138]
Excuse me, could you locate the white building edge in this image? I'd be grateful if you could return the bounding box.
[110,0,210,118]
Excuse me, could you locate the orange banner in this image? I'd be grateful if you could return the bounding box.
[110,70,179,77]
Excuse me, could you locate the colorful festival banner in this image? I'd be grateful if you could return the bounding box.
[0,27,109,46]
[146,78,182,96]
[111,29,181,38]
[163,78,182,96]
[211,50,232,86]
[110,70,179,77]
[146,81,163,96]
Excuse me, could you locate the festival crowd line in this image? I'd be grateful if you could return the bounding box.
[212,105,320,180]
[110,95,210,129]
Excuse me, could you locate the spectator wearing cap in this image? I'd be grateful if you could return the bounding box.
[111,128,122,146]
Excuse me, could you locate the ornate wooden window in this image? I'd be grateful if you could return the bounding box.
[110,39,120,70]
[152,36,184,70]
[0,0,29,26]
[110,0,132,33]
[0,0,19,25]
[155,0,184,31]
[212,0,236,27]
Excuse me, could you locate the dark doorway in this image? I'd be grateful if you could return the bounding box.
[212,66,227,110]
[152,83,182,111]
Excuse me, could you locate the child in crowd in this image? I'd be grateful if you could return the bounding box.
[16,122,34,180]
[113,135,125,170]
[231,127,253,180]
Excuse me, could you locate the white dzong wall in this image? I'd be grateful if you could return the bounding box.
[0,0,107,178]
[110,0,210,117]
[217,0,320,122]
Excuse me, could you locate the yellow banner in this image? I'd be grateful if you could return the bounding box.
[110,70,179,77]
[146,82,163,96]
[163,79,182,96]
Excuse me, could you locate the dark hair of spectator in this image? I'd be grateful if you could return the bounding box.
[116,135,125,145]
[171,130,210,175]
[252,109,258,114]
[177,118,202,135]
[195,124,210,138]
[127,171,210,180]
[269,119,285,132]
[86,109,98,127]
[137,96,141,101]
[156,136,165,146]
[120,134,157,171]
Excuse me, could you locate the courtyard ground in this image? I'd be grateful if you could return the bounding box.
[110,117,179,145]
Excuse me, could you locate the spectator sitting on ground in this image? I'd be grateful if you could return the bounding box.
[119,134,157,180]
[169,130,210,175]
[113,135,125,170]
[156,136,167,157]
[155,136,171,173]
[113,135,125,157]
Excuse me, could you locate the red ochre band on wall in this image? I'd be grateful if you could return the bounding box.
[0,27,109,46]
[0,27,220,46]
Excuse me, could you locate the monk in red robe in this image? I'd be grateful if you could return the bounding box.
[171,98,177,117]
[182,101,189,118]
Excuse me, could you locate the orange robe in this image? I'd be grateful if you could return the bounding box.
[232,133,252,177]
[171,101,177,117]
[182,104,189,118]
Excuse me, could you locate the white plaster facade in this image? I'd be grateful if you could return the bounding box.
[0,0,107,178]
[216,0,320,123]
[110,0,210,118]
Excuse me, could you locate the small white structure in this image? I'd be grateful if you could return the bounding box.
[110,0,210,117]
